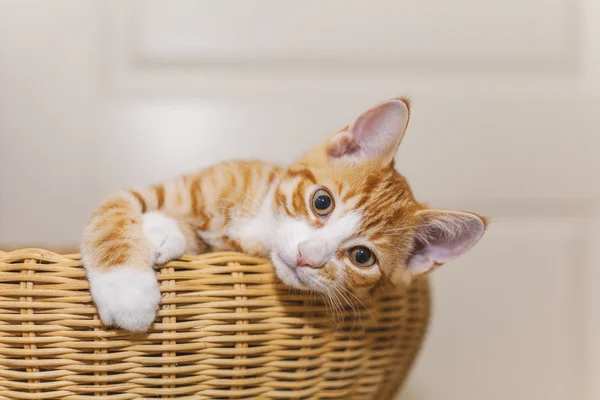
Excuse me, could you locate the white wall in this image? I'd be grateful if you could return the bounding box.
[0,1,599,399]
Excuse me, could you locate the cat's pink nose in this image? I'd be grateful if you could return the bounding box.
[296,254,312,268]
[296,247,320,269]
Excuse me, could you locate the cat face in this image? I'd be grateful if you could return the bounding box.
[270,99,486,294]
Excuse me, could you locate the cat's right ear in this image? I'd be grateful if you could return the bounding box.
[405,209,487,278]
[327,98,410,165]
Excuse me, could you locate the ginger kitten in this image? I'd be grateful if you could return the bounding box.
[82,98,486,332]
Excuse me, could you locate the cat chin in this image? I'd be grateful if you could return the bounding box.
[271,252,310,291]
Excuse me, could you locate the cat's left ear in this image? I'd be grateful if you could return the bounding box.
[328,98,410,165]
[406,209,487,276]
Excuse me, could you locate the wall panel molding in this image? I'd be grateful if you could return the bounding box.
[134,0,579,72]
[104,0,582,97]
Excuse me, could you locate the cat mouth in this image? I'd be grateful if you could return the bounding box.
[271,252,308,290]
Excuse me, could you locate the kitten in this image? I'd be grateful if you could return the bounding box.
[82,98,486,332]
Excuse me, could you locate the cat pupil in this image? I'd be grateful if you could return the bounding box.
[315,195,331,210]
[355,248,371,264]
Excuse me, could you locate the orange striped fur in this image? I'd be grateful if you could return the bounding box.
[82,98,487,332]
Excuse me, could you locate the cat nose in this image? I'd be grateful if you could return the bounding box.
[296,246,321,269]
[296,255,312,268]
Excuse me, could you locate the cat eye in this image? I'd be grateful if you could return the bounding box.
[349,246,376,268]
[311,188,334,217]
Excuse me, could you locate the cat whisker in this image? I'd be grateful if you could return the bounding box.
[222,184,283,228]
[214,197,260,219]
[192,195,262,223]
[379,224,423,234]
[332,289,352,327]
[330,282,356,316]
[236,161,284,183]
[321,290,338,327]
[215,207,253,220]
[330,283,361,331]
[213,199,258,225]
[332,281,373,322]
[215,199,256,218]
[331,282,369,332]
[324,286,344,328]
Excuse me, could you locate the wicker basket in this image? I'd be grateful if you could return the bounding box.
[0,248,430,400]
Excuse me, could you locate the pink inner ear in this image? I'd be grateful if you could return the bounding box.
[407,211,485,274]
[350,102,407,156]
[352,105,390,142]
[327,132,361,158]
[328,99,409,162]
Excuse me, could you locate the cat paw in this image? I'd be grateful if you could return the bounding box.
[142,212,187,265]
[87,266,161,332]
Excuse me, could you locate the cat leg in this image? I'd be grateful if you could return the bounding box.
[142,211,206,264]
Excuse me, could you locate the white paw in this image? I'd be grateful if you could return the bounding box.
[142,211,187,265]
[87,266,161,332]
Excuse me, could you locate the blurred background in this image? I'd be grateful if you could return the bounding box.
[1,1,599,399]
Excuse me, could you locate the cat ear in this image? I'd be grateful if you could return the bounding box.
[406,209,486,275]
[328,98,410,165]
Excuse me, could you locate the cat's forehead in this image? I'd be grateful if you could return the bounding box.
[283,162,421,232]
[342,166,420,235]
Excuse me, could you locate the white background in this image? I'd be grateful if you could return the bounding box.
[1,1,599,399]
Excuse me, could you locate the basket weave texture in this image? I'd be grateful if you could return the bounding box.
[0,249,430,400]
